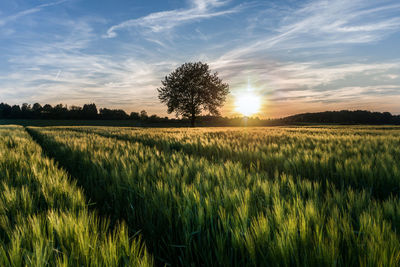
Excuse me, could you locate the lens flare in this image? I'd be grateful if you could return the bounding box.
[235,92,261,116]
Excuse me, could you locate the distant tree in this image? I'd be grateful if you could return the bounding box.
[158,62,229,126]
[140,110,148,120]
[70,105,82,111]
[42,104,53,119]
[32,103,42,118]
[21,103,32,118]
[21,103,30,111]
[10,105,21,118]
[148,114,159,122]
[82,103,98,119]
[69,105,83,119]
[32,103,42,112]
[43,104,53,112]
[281,110,398,125]
[53,104,68,119]
[130,112,140,120]
[99,108,128,120]
[0,103,11,118]
[382,112,392,124]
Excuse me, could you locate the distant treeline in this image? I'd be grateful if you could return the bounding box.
[0,102,169,122]
[281,110,400,125]
[0,103,399,125]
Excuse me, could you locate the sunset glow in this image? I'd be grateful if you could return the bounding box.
[0,0,399,117]
[235,91,261,116]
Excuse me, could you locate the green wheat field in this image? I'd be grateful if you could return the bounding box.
[2,125,400,266]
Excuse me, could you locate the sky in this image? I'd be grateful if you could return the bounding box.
[0,0,399,118]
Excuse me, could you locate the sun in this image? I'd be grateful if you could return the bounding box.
[235,91,261,117]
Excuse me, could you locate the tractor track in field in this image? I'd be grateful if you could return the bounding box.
[25,126,119,225]
[24,126,174,266]
[0,127,154,266]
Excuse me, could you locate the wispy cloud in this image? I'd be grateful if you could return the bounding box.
[2,43,177,112]
[213,57,400,94]
[218,0,400,61]
[104,0,241,38]
[201,0,400,116]
[213,55,400,116]
[1,0,400,117]
[0,0,67,26]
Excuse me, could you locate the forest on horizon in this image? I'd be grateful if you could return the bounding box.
[1,102,399,126]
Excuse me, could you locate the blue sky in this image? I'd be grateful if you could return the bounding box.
[0,0,399,117]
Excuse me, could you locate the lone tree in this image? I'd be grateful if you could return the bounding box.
[158,62,229,127]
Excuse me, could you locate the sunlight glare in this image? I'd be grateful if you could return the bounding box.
[235,91,261,116]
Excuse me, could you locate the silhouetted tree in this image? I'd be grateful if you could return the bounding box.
[281,110,397,125]
[53,104,68,119]
[130,112,140,120]
[140,110,148,120]
[21,103,32,118]
[69,106,82,119]
[0,103,12,118]
[42,104,53,119]
[82,103,98,119]
[99,108,128,120]
[32,103,42,112]
[148,114,159,122]
[158,62,229,126]
[10,105,21,118]
[32,103,42,118]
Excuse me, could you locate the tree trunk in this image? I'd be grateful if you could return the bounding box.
[190,114,196,127]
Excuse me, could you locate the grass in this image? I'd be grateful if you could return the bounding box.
[0,125,152,266]
[21,125,400,266]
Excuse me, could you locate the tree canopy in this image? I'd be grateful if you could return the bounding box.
[0,102,163,122]
[158,62,229,126]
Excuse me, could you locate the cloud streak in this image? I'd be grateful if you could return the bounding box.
[0,0,67,26]
[1,0,400,117]
[104,0,241,38]
[218,0,400,61]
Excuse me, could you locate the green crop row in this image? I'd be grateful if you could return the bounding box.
[64,126,400,199]
[0,126,152,266]
[28,126,400,266]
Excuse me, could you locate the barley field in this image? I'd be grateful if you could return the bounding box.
[2,125,400,266]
